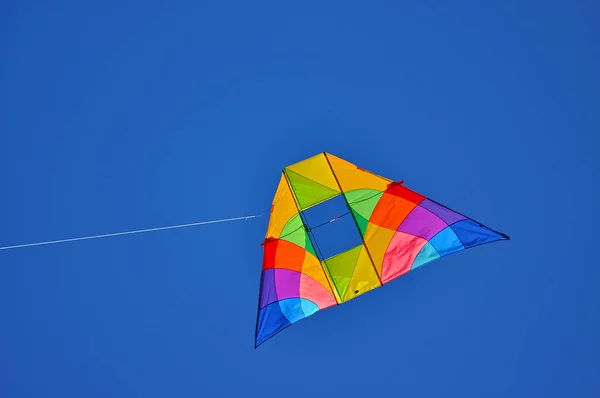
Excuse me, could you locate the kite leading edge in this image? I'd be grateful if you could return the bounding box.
[255,152,509,348]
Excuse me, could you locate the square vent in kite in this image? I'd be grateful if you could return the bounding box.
[302,195,363,261]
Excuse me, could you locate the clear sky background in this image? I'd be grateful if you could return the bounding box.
[1,1,598,397]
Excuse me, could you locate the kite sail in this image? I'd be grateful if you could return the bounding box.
[255,152,509,347]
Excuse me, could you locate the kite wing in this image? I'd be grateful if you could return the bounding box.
[254,152,509,347]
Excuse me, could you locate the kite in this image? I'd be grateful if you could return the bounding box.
[255,152,509,347]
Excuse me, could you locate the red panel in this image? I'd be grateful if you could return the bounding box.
[386,182,426,205]
[261,238,279,270]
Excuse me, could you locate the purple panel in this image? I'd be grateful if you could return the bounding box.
[420,199,466,226]
[259,269,278,309]
[398,205,447,241]
[275,269,301,300]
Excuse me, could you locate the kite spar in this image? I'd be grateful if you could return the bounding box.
[255,152,509,347]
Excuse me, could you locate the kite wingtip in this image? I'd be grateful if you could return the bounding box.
[260,236,277,246]
[387,180,405,189]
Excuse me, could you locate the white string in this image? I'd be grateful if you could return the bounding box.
[0,214,261,251]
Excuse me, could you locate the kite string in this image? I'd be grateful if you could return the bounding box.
[0,214,261,251]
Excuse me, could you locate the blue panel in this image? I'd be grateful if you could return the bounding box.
[278,298,320,324]
[451,219,506,248]
[300,298,319,318]
[255,301,291,347]
[279,298,306,324]
[411,241,441,270]
[429,226,465,257]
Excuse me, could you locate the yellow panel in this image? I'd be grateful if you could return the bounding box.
[266,174,299,238]
[302,251,341,304]
[343,246,381,302]
[286,153,340,193]
[363,222,396,276]
[325,152,391,192]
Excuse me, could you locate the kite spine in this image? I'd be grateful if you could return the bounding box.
[323,152,384,287]
[282,169,342,305]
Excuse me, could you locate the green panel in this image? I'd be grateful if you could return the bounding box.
[280,213,319,259]
[351,209,369,236]
[280,214,306,248]
[345,189,383,222]
[323,246,362,299]
[285,169,340,209]
[305,231,318,258]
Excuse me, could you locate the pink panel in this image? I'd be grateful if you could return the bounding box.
[382,231,427,283]
[299,273,337,309]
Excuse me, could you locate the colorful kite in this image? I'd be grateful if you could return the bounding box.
[255,152,509,347]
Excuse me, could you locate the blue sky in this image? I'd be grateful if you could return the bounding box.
[1,1,598,397]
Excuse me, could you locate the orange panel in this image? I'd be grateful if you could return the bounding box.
[370,192,419,230]
[274,239,306,273]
